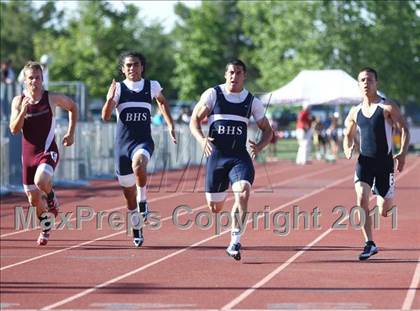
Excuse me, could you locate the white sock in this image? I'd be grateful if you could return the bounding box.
[136,185,147,202]
[230,228,241,245]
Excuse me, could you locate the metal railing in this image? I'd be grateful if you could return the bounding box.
[0,120,262,195]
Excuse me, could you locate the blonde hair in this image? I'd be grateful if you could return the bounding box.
[23,61,43,79]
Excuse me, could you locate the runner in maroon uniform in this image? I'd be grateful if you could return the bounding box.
[9,62,77,245]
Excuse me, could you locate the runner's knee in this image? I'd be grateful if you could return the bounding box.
[232,181,251,204]
[132,162,147,176]
[378,198,393,217]
[357,196,370,210]
[208,201,224,213]
[34,178,48,191]
[355,183,370,208]
[26,191,42,208]
[205,192,226,213]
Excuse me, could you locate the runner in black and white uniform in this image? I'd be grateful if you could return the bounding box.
[354,97,395,198]
[190,59,273,260]
[343,67,410,260]
[102,51,176,247]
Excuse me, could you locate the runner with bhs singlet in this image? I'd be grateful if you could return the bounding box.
[102,51,176,247]
[190,59,273,260]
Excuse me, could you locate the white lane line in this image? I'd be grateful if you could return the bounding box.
[231,309,404,311]
[0,192,181,238]
[1,164,344,272]
[222,228,336,311]
[41,170,353,310]
[402,255,420,310]
[221,162,418,310]
[0,164,301,238]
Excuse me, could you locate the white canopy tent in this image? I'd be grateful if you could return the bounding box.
[260,69,362,106]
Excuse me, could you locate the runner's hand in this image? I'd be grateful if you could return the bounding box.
[393,152,406,172]
[200,137,214,157]
[169,127,177,144]
[62,133,74,147]
[106,79,116,102]
[343,144,353,160]
[20,96,31,114]
[249,139,260,160]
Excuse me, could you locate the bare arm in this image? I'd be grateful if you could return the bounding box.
[51,93,78,146]
[155,92,177,144]
[386,101,410,172]
[9,95,30,135]
[189,101,214,157]
[102,79,117,122]
[249,117,273,159]
[342,107,357,159]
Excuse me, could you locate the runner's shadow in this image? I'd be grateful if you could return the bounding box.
[242,261,285,265]
[0,281,156,295]
[78,245,225,251]
[96,282,158,294]
[244,245,361,252]
[300,259,420,264]
[1,281,413,293]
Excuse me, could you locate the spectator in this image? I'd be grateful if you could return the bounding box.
[295,103,312,165]
[152,110,164,126]
[1,59,15,84]
[177,106,191,124]
[312,116,327,160]
[1,59,16,120]
[326,112,340,161]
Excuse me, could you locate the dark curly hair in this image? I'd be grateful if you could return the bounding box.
[118,51,146,77]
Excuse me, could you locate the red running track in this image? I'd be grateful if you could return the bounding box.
[0,157,419,310]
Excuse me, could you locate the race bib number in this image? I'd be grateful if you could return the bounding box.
[389,173,395,187]
[50,151,58,163]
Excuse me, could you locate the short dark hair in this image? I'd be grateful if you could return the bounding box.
[23,61,43,78]
[359,67,378,80]
[225,59,247,73]
[118,51,146,75]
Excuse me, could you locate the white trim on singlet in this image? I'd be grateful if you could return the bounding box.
[44,116,55,152]
[116,101,152,120]
[378,102,393,154]
[207,114,249,127]
[353,104,363,153]
[357,123,363,154]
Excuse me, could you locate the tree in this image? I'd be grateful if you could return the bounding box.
[172,0,250,100]
[240,0,419,105]
[240,1,324,94]
[360,1,419,104]
[33,1,177,99]
[313,0,419,104]
[0,0,63,69]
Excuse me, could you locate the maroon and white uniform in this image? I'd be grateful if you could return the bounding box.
[22,91,59,191]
